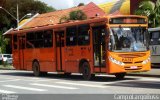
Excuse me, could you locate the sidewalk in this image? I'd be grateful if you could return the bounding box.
[128,68,160,78]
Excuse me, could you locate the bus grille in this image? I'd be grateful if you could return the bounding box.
[118,53,146,58]
[123,61,143,64]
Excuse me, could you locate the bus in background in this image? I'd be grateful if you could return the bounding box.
[148,27,160,67]
[11,15,150,80]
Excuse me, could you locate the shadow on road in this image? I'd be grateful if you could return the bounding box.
[0,71,138,82]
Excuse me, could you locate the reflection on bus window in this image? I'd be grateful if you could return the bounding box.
[110,27,149,52]
[78,24,90,45]
[26,30,53,48]
[66,26,77,46]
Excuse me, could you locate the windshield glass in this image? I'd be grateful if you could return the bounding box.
[110,27,149,52]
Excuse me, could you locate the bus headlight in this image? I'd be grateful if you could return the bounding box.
[109,56,125,66]
[142,57,150,64]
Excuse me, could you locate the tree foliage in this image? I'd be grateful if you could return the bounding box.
[135,0,160,27]
[0,31,9,53]
[69,10,87,20]
[78,3,85,7]
[59,10,87,23]
[0,0,56,53]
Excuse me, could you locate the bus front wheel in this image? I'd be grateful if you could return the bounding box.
[33,62,41,77]
[115,73,126,79]
[81,62,92,80]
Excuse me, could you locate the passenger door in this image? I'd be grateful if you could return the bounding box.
[55,31,65,71]
[92,26,106,72]
[18,35,25,70]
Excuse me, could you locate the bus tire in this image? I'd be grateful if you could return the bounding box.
[81,62,92,80]
[33,61,41,77]
[115,73,126,79]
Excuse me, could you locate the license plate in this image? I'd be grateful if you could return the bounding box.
[130,66,138,69]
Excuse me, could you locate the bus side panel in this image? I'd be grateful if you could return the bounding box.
[25,49,34,71]
[77,46,93,73]
[64,46,93,73]
[38,48,56,72]
[24,48,56,72]
[65,46,79,73]
[12,50,20,70]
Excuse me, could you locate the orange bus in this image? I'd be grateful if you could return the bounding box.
[11,15,151,80]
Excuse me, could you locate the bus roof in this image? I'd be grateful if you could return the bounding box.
[10,15,147,34]
[148,27,160,32]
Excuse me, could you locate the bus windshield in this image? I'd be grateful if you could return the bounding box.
[110,27,149,52]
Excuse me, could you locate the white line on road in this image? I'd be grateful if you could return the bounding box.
[138,78,160,81]
[0,89,16,94]
[56,82,107,88]
[3,85,47,92]
[31,83,78,90]
[0,79,20,83]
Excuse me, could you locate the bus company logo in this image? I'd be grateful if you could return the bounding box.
[122,58,133,62]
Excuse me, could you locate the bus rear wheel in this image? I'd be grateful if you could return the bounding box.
[81,62,92,80]
[33,62,41,77]
[115,73,126,79]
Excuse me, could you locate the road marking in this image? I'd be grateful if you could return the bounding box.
[139,78,160,81]
[0,89,16,94]
[0,79,20,83]
[31,83,78,90]
[56,82,107,88]
[3,85,47,92]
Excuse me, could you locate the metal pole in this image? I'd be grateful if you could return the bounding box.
[17,0,19,31]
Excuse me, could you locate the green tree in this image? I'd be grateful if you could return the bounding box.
[135,0,160,27]
[69,10,87,20]
[59,10,87,23]
[59,15,69,23]
[0,31,9,53]
[78,3,85,7]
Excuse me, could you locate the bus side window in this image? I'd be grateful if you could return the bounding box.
[66,26,77,46]
[35,31,44,48]
[13,35,17,49]
[78,24,90,45]
[44,30,53,48]
[26,32,35,48]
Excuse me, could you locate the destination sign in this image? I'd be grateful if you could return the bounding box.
[109,17,147,24]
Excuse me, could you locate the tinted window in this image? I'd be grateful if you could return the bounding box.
[26,32,35,48]
[150,31,160,45]
[34,31,44,48]
[26,30,53,48]
[44,30,53,47]
[66,26,77,46]
[78,25,90,45]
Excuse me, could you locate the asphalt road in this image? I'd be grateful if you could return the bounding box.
[0,69,160,95]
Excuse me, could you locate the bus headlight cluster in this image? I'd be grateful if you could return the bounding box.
[109,56,125,66]
[142,57,150,64]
